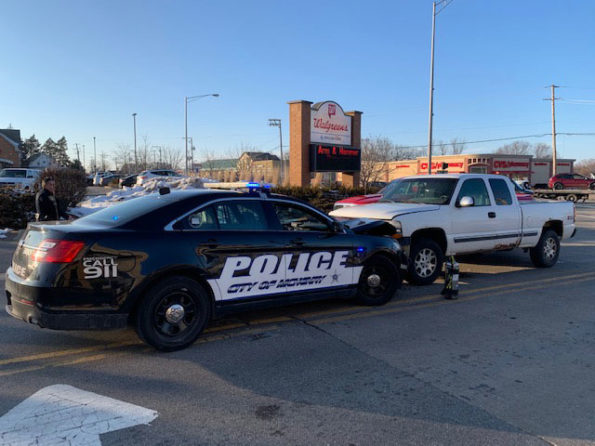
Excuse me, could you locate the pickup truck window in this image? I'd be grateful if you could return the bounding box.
[489,179,513,205]
[457,179,491,206]
[381,178,457,205]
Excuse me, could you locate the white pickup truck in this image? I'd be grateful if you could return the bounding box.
[330,174,576,285]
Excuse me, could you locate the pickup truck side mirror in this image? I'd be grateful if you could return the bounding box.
[457,196,475,208]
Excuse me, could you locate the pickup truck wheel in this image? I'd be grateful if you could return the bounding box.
[529,229,560,268]
[356,255,400,306]
[135,276,211,351]
[589,182,595,190]
[408,238,443,285]
[553,182,564,190]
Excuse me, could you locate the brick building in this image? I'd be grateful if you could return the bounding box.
[0,129,22,168]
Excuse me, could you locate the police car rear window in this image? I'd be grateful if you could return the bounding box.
[73,194,183,226]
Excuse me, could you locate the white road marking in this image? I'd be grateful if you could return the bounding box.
[0,384,158,445]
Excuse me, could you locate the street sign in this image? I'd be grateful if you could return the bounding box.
[0,384,158,445]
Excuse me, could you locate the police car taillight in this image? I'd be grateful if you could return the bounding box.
[31,239,85,263]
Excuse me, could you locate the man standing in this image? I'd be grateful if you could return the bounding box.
[35,177,63,221]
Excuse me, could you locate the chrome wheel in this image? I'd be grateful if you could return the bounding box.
[544,237,558,261]
[414,248,438,278]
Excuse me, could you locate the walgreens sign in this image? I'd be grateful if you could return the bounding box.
[311,101,352,145]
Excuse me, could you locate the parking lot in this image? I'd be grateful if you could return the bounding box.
[0,202,594,445]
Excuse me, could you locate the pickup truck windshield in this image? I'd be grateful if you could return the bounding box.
[380,178,458,205]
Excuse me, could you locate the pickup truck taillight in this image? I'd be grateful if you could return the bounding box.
[31,239,85,263]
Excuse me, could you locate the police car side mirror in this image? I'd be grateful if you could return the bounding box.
[457,196,475,208]
[331,221,344,233]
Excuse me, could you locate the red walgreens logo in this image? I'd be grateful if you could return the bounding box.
[328,104,336,118]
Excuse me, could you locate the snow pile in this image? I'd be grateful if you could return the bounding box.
[69,176,205,218]
[0,228,10,239]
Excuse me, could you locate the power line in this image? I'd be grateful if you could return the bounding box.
[398,133,552,150]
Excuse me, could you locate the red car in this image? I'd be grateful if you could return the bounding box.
[548,173,595,190]
[334,178,533,210]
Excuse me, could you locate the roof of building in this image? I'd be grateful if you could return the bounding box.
[0,129,21,147]
[201,158,237,170]
[241,151,280,161]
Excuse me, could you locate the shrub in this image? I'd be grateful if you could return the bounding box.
[271,185,379,213]
[34,167,87,208]
[0,191,35,229]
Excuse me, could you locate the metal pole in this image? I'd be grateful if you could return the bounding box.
[278,121,284,185]
[82,144,85,172]
[93,136,97,173]
[427,1,437,175]
[132,113,137,171]
[551,84,558,175]
[184,97,188,176]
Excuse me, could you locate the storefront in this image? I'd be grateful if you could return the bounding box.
[383,154,574,187]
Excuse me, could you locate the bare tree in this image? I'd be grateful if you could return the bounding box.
[575,159,595,177]
[449,138,466,154]
[113,144,133,174]
[495,140,531,155]
[162,147,184,171]
[533,143,552,158]
[360,137,395,192]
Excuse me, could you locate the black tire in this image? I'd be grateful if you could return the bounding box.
[529,229,560,268]
[356,255,400,306]
[553,182,564,190]
[135,276,211,351]
[566,194,577,202]
[408,238,444,285]
[589,182,595,190]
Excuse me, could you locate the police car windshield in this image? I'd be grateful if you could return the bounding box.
[73,193,183,226]
[380,178,458,205]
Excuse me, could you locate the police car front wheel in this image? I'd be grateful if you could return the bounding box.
[135,276,211,351]
[356,255,400,306]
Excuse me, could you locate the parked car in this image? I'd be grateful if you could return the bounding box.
[5,187,402,351]
[99,173,122,186]
[119,174,138,188]
[331,174,575,285]
[0,168,41,191]
[136,169,184,186]
[548,173,595,190]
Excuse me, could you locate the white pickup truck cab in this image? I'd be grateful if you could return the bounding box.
[330,174,576,285]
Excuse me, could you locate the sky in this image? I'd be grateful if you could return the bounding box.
[2,0,594,169]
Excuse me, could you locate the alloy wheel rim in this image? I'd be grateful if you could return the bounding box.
[544,237,557,260]
[414,248,437,278]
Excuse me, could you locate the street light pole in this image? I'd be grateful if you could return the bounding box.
[132,113,138,171]
[427,0,453,175]
[184,93,219,176]
[268,119,283,184]
[93,136,97,173]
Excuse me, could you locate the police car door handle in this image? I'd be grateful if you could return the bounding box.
[290,238,304,246]
[488,212,496,218]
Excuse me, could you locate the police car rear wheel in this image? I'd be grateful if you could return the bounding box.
[135,276,211,351]
[356,255,399,306]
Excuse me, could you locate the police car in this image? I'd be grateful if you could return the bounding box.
[5,186,403,351]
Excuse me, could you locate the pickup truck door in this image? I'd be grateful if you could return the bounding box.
[450,178,503,254]
[486,178,523,249]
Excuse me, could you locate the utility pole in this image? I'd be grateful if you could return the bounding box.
[93,137,97,173]
[132,113,138,171]
[268,118,283,184]
[550,84,558,175]
[75,143,80,163]
[427,1,437,175]
[426,0,453,175]
[82,145,86,172]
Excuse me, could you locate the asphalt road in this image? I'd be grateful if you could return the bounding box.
[1,204,594,445]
